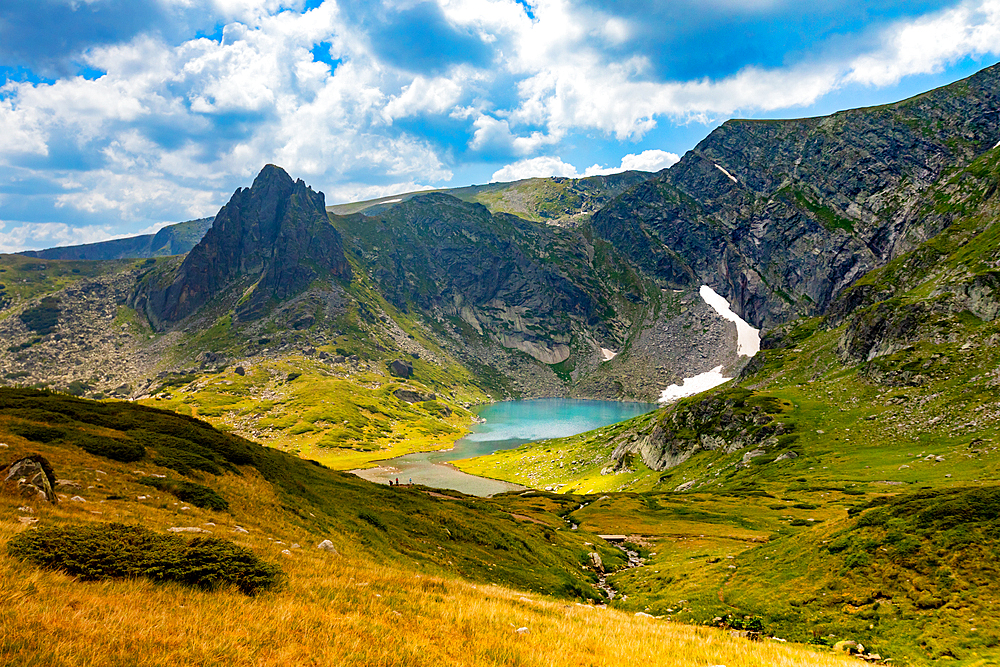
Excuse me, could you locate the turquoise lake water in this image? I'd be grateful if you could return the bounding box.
[351,398,657,496]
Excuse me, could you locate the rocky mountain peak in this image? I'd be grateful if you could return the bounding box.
[133,164,352,328]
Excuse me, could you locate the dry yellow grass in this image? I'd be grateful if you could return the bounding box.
[0,421,859,667]
[0,519,862,667]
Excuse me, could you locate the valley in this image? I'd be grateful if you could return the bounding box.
[4,63,1000,666]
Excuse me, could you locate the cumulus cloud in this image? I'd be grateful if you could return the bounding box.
[491,149,680,182]
[0,220,129,254]
[490,156,581,182]
[3,0,1000,250]
[583,149,680,176]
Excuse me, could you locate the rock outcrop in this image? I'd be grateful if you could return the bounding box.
[133,165,352,328]
[1,455,58,503]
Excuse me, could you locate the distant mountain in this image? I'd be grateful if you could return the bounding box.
[132,164,352,328]
[327,171,652,224]
[20,216,214,261]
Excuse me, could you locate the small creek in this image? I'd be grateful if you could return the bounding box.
[351,398,656,497]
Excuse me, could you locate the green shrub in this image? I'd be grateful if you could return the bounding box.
[19,297,60,335]
[9,422,66,443]
[70,433,145,463]
[139,477,229,511]
[7,523,279,595]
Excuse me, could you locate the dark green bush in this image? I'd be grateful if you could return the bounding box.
[151,446,224,476]
[7,523,279,595]
[70,433,145,463]
[9,422,66,443]
[19,297,60,335]
[139,477,229,511]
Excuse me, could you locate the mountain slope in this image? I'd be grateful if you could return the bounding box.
[593,62,1000,329]
[460,134,1000,665]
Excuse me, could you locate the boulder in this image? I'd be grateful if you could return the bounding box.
[168,526,212,533]
[388,359,413,379]
[0,455,58,503]
[588,551,604,573]
[317,539,338,553]
[234,366,246,376]
[394,388,435,403]
[833,640,863,654]
[332,355,346,363]
[774,451,798,462]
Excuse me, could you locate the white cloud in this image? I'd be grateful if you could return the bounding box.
[583,149,680,176]
[6,0,1000,252]
[0,221,129,254]
[490,155,580,182]
[846,0,1000,87]
[490,148,679,182]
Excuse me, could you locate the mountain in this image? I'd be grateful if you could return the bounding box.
[132,164,352,328]
[593,62,1000,329]
[4,62,1000,667]
[19,216,214,261]
[328,170,652,225]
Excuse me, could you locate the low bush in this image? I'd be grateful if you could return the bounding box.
[9,422,66,443]
[70,433,145,463]
[138,477,229,511]
[8,523,279,595]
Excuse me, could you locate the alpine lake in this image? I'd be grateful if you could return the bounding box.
[351,398,657,496]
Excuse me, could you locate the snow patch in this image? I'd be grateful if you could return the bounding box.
[699,285,760,357]
[658,366,730,403]
[714,164,738,183]
[600,347,617,362]
[381,198,403,204]
[993,139,1000,149]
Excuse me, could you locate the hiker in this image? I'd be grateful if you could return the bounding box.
[388,479,393,487]
[396,477,399,486]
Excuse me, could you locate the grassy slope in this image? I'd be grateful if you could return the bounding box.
[0,388,855,667]
[453,152,1000,665]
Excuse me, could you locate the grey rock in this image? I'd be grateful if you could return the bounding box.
[388,359,413,379]
[588,551,604,573]
[234,366,245,376]
[317,539,338,553]
[1,455,58,503]
[168,526,211,533]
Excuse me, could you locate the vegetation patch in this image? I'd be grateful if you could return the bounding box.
[18,296,61,336]
[138,477,229,511]
[8,523,280,595]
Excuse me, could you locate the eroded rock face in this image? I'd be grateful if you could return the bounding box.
[593,63,1000,330]
[332,193,641,370]
[1,455,58,503]
[607,390,788,473]
[133,164,352,328]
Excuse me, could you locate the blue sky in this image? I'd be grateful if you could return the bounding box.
[1,0,999,251]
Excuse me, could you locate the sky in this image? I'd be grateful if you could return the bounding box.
[2,0,1000,252]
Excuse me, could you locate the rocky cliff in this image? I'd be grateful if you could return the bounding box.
[132,165,352,328]
[593,62,1000,329]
